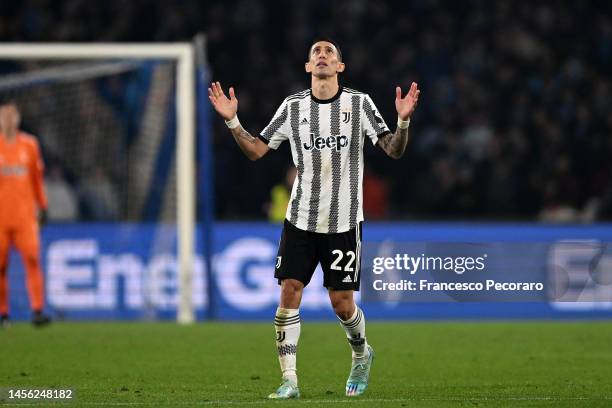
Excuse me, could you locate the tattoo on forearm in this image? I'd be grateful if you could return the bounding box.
[378,127,409,158]
[230,124,265,160]
[231,125,256,144]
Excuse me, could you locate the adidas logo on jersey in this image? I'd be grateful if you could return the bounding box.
[300,117,309,125]
[303,133,348,151]
[342,275,353,283]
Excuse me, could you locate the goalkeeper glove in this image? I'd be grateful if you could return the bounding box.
[38,209,48,226]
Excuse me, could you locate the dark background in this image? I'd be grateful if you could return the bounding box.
[2,0,611,222]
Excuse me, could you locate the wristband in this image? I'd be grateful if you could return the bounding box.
[397,117,410,129]
[225,115,240,129]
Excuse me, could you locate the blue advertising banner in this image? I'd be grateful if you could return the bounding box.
[362,241,612,302]
[5,222,612,320]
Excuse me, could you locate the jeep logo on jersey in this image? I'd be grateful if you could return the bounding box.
[303,133,348,151]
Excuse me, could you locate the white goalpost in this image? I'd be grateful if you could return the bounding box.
[0,43,197,324]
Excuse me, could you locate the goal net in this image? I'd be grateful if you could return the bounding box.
[0,44,203,323]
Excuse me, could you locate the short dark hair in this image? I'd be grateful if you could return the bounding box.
[0,99,17,108]
[309,38,342,61]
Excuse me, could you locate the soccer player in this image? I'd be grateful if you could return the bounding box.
[0,102,51,327]
[208,39,420,398]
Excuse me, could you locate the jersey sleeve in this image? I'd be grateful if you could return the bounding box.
[30,137,48,210]
[259,98,290,150]
[362,94,391,145]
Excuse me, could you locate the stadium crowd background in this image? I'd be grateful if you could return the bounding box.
[1,0,611,222]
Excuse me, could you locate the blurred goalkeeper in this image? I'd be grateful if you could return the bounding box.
[209,39,419,398]
[0,102,51,327]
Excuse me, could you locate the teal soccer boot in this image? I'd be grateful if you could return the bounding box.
[345,345,374,397]
[268,378,300,399]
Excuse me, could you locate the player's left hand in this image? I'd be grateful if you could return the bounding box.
[38,209,48,226]
[395,82,420,120]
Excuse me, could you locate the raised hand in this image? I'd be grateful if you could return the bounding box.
[395,82,420,120]
[208,81,238,121]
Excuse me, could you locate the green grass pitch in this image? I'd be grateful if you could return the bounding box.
[1,321,611,407]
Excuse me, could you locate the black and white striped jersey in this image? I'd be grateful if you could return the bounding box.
[259,86,391,234]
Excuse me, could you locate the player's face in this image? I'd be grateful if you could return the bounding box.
[0,104,20,133]
[306,41,345,78]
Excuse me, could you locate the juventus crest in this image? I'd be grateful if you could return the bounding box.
[342,111,351,123]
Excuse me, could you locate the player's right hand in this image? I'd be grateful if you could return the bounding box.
[208,81,238,121]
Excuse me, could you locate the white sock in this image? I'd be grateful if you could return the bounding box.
[338,306,369,360]
[274,307,300,384]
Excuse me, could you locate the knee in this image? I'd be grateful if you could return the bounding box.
[0,258,6,278]
[280,279,304,308]
[18,248,39,267]
[330,296,355,321]
[25,256,39,269]
[281,279,303,294]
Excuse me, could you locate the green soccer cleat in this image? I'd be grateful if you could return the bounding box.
[345,345,374,397]
[268,378,300,399]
